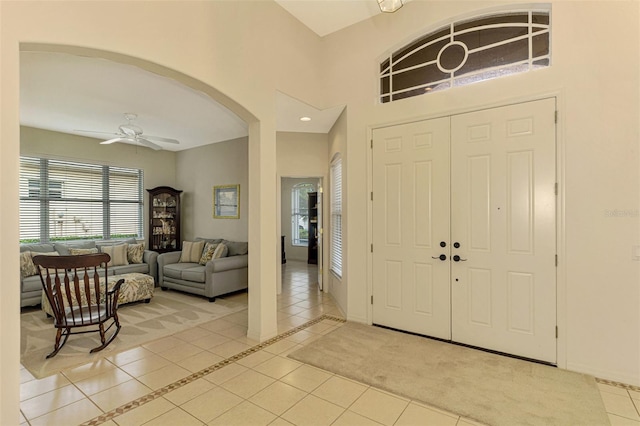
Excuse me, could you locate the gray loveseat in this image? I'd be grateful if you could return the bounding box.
[157,237,248,302]
[20,238,159,307]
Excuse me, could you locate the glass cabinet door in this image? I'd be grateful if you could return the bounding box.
[147,186,182,253]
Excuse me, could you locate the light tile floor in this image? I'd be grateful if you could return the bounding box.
[19,261,640,425]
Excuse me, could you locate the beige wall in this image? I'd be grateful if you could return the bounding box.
[21,127,177,189]
[3,2,640,422]
[322,1,640,385]
[1,2,324,422]
[276,131,329,289]
[327,109,347,316]
[176,137,249,243]
[20,126,178,245]
[21,127,251,246]
[281,177,316,261]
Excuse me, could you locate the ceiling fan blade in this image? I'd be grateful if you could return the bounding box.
[137,138,163,151]
[100,137,129,145]
[144,135,180,144]
[74,129,120,136]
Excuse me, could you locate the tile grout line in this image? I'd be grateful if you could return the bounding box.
[80,314,346,425]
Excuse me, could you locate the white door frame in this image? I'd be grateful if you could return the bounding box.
[277,174,328,294]
[365,93,567,369]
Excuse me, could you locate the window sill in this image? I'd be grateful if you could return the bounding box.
[330,269,342,280]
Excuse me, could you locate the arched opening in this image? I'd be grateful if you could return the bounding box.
[20,43,258,126]
[16,42,268,372]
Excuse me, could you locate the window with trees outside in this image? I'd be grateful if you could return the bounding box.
[19,156,144,243]
[291,183,315,246]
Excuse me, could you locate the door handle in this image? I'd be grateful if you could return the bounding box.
[452,255,467,262]
[432,254,447,261]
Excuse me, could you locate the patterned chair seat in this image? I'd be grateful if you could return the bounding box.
[41,272,154,317]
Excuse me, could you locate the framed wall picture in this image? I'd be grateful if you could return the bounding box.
[213,184,240,219]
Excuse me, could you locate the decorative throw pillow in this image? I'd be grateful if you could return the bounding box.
[21,251,60,277]
[20,251,38,278]
[180,240,205,263]
[55,241,96,256]
[69,247,99,255]
[127,243,145,264]
[199,243,218,265]
[212,243,228,259]
[100,244,129,267]
[223,240,248,256]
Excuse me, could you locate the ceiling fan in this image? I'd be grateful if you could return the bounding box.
[76,113,180,151]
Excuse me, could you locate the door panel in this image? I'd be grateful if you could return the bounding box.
[451,98,557,363]
[372,118,451,339]
[468,155,491,251]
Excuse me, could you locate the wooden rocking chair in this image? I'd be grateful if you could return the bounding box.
[33,253,124,358]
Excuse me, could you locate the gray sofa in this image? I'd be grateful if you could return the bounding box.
[20,238,159,307]
[157,238,248,302]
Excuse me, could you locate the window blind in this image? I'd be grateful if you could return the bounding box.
[19,156,143,243]
[330,157,343,277]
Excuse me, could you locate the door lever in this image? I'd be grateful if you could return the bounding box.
[452,255,467,262]
[432,254,447,261]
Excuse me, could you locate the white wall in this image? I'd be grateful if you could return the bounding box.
[322,1,640,385]
[176,137,248,243]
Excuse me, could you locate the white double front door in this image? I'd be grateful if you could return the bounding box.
[372,98,557,363]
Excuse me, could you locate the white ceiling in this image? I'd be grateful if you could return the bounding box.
[275,0,383,37]
[19,2,384,152]
[21,51,346,152]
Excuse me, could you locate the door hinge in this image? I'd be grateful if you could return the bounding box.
[555,110,558,123]
[555,254,558,267]
[554,182,558,195]
[371,244,373,253]
[371,295,373,304]
[555,326,558,338]
[371,139,373,149]
[371,192,373,201]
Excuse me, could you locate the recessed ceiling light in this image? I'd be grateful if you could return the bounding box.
[300,116,312,122]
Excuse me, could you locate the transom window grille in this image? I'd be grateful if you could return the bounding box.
[291,183,315,246]
[20,156,144,243]
[380,9,550,103]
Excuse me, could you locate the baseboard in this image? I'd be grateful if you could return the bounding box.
[566,361,640,387]
[346,314,367,324]
[247,327,278,343]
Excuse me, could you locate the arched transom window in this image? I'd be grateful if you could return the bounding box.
[380,9,550,103]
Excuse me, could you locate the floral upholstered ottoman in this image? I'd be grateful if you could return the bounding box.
[41,272,155,316]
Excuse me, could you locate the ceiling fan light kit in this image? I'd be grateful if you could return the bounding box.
[378,0,403,13]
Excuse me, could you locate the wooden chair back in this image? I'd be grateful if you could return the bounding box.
[33,253,123,357]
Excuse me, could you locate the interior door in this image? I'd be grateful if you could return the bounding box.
[450,98,557,363]
[372,118,451,339]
